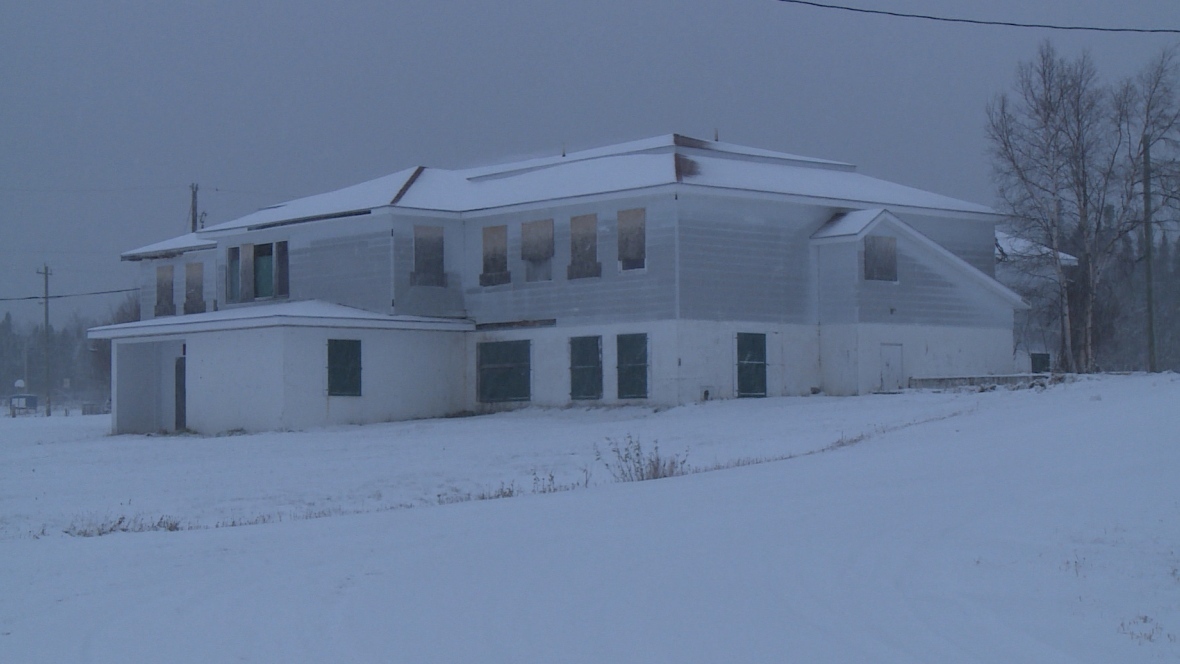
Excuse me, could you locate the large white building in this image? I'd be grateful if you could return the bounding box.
[90,134,1026,434]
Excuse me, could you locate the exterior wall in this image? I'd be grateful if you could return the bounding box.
[462,195,677,326]
[468,320,681,408]
[111,338,184,433]
[857,229,1014,329]
[898,213,997,277]
[279,326,467,429]
[393,217,467,318]
[185,328,287,433]
[290,231,392,313]
[136,250,216,320]
[674,320,819,401]
[853,323,1016,394]
[183,325,467,433]
[677,195,831,324]
[815,243,859,325]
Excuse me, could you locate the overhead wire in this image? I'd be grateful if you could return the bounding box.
[775,0,1180,34]
[0,288,139,303]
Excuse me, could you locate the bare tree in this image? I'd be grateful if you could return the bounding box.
[987,42,1179,372]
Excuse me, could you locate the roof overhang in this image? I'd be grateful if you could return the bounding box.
[88,300,473,341]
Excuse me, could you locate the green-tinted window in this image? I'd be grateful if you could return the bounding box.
[478,340,530,403]
[616,333,648,399]
[737,333,767,398]
[328,339,362,396]
[570,336,603,400]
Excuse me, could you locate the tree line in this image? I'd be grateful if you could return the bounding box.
[988,41,1179,372]
[0,295,139,409]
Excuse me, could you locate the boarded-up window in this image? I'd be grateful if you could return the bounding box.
[736,333,767,398]
[617,333,648,399]
[227,247,241,302]
[569,336,602,400]
[155,265,175,317]
[618,208,646,270]
[480,225,510,286]
[864,235,898,282]
[522,219,554,282]
[327,339,362,396]
[567,214,601,279]
[274,241,289,298]
[478,340,531,403]
[184,263,206,315]
[412,225,446,287]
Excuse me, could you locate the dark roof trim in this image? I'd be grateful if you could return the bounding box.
[390,165,425,205]
[475,318,557,331]
[246,208,372,232]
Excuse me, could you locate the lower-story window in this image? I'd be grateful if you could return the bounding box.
[570,336,603,400]
[328,339,362,396]
[478,340,531,403]
[616,333,648,399]
[737,333,767,398]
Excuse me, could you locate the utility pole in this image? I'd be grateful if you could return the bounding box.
[1143,138,1157,372]
[36,264,52,416]
[190,183,199,233]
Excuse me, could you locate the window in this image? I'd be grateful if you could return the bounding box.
[569,336,603,400]
[864,235,898,282]
[412,225,446,287]
[522,219,554,282]
[227,247,241,302]
[155,265,176,317]
[227,242,288,302]
[568,214,601,279]
[618,208,646,270]
[480,225,510,286]
[478,340,531,403]
[616,333,648,399]
[184,262,206,314]
[327,339,362,396]
[736,333,767,398]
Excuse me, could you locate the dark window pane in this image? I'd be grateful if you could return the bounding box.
[254,243,274,298]
[568,214,601,279]
[227,247,240,302]
[478,340,531,402]
[618,208,646,270]
[480,225,510,286]
[522,219,554,282]
[274,241,289,298]
[617,333,648,399]
[737,333,767,397]
[155,265,175,317]
[413,226,446,287]
[328,339,362,396]
[184,262,205,314]
[864,235,898,282]
[570,336,602,400]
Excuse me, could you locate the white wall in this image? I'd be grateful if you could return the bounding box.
[186,328,286,433]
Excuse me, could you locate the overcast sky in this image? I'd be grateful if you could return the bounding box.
[2,0,1177,326]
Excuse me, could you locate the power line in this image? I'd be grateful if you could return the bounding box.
[0,287,139,303]
[775,0,1180,34]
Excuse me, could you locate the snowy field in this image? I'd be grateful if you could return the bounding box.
[1,374,1178,662]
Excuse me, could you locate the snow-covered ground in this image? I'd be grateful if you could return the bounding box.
[2,374,1178,662]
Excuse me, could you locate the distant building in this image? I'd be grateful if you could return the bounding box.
[90,135,1025,433]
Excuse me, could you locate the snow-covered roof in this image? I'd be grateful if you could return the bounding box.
[88,300,473,340]
[124,134,997,258]
[995,230,1079,267]
[810,208,888,240]
[121,233,217,261]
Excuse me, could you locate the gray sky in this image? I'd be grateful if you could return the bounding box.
[2,0,1177,326]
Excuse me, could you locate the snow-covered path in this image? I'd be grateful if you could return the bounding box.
[2,374,1178,662]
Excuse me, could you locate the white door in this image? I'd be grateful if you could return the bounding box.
[880,343,904,392]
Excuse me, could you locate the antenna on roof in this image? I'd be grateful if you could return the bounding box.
[561,143,566,157]
[714,128,719,142]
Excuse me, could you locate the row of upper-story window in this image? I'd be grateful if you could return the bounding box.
[153,214,897,317]
[413,208,647,288]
